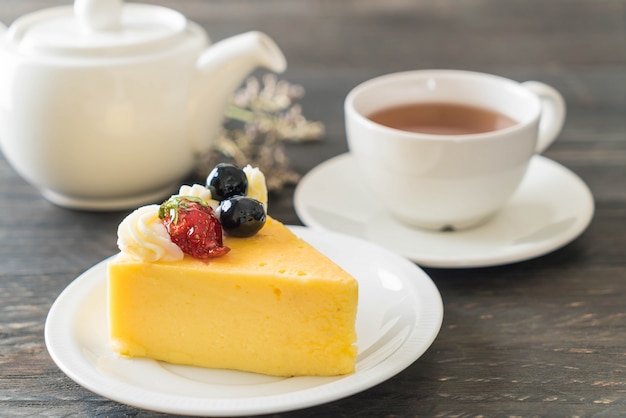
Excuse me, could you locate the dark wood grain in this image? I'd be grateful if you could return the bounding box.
[1,0,625,416]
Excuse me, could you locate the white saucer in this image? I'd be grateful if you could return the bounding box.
[45,226,443,416]
[295,154,594,268]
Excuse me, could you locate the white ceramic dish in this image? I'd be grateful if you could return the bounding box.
[294,154,594,268]
[45,226,443,416]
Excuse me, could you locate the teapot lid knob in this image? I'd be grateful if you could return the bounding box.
[74,0,122,31]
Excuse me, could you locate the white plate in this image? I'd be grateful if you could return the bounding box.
[45,226,443,416]
[295,154,594,268]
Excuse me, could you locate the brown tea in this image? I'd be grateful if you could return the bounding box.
[367,102,517,135]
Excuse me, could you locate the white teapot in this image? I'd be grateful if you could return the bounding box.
[0,0,286,210]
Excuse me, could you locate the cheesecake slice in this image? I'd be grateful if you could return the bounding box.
[108,217,358,377]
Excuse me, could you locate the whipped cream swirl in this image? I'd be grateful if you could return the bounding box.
[117,205,184,262]
[177,184,219,209]
[243,164,268,209]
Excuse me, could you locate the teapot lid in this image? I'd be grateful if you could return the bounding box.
[7,0,189,57]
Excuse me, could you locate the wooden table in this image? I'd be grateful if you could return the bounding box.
[1,0,625,416]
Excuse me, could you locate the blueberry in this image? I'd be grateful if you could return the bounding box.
[218,196,266,237]
[206,163,248,201]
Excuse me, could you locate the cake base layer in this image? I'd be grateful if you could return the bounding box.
[108,218,358,377]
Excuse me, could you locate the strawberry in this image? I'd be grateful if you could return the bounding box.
[158,196,230,259]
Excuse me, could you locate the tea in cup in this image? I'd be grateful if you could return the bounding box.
[344,70,566,230]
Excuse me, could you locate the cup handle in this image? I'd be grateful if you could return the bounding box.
[521,81,566,154]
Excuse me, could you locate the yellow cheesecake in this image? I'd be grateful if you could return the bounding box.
[108,216,358,377]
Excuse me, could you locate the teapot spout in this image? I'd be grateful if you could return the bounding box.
[190,31,286,154]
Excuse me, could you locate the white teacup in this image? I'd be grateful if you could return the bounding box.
[345,70,566,231]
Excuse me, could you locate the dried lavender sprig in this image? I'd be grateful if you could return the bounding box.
[195,75,325,192]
